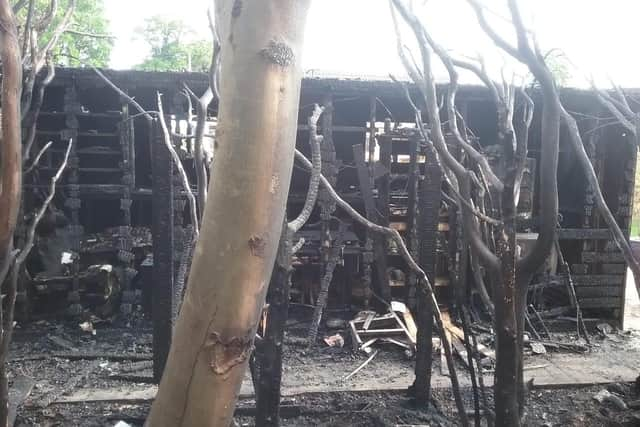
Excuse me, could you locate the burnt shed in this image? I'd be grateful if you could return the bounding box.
[24,67,636,330]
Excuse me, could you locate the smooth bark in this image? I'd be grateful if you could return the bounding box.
[146,2,311,426]
[0,0,22,285]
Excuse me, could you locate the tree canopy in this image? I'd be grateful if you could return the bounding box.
[134,15,212,72]
[15,0,113,67]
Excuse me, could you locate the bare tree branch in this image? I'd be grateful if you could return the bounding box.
[20,0,34,56]
[16,138,73,266]
[93,67,153,122]
[391,0,500,275]
[294,147,468,427]
[23,56,54,159]
[24,140,52,173]
[12,0,27,13]
[157,92,199,234]
[288,104,324,233]
[34,0,57,33]
[63,28,115,39]
[184,83,213,219]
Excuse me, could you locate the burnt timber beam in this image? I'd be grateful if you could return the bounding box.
[581,251,625,263]
[405,135,420,309]
[557,228,612,240]
[319,92,337,265]
[151,118,175,382]
[353,144,387,308]
[375,120,392,301]
[414,140,442,407]
[256,225,292,427]
[572,275,625,286]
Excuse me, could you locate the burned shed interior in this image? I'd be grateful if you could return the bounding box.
[23,68,635,327]
[7,62,640,426]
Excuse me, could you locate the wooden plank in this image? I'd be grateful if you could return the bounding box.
[574,286,623,298]
[570,264,588,275]
[357,328,405,335]
[55,386,158,404]
[582,252,624,263]
[578,297,620,308]
[557,228,611,240]
[573,275,625,286]
[601,263,627,275]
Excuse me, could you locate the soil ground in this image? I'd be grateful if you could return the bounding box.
[8,301,640,426]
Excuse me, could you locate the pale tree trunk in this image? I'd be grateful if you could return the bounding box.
[0,2,21,425]
[0,0,22,285]
[146,1,311,426]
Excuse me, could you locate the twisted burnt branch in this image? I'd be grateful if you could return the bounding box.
[288,104,324,233]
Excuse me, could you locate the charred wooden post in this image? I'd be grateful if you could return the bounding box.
[353,145,372,309]
[375,119,392,301]
[615,134,636,323]
[119,97,136,315]
[256,226,292,427]
[170,95,188,321]
[151,118,175,382]
[63,83,81,316]
[308,222,347,343]
[319,92,336,265]
[413,140,442,407]
[406,134,420,310]
[353,143,381,309]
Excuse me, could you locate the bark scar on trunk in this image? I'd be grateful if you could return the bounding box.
[260,40,294,67]
[248,235,266,257]
[270,174,280,194]
[205,332,252,375]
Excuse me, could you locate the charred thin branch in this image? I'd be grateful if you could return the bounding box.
[288,104,324,233]
[16,139,73,266]
[156,92,199,234]
[184,83,213,220]
[24,140,52,173]
[444,185,502,226]
[23,57,54,160]
[92,67,153,122]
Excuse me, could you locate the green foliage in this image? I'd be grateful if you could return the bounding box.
[16,0,113,67]
[134,15,213,72]
[543,49,571,87]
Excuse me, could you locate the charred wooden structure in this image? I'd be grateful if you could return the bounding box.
[22,68,636,372]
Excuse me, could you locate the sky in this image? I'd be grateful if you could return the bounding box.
[105,0,640,88]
